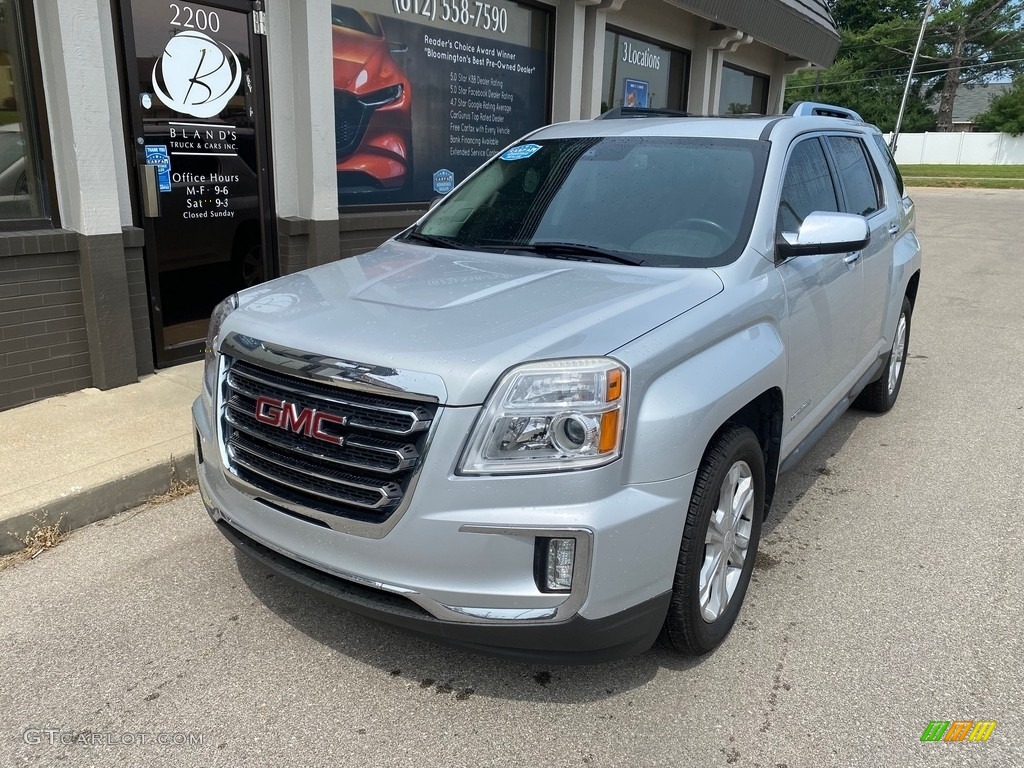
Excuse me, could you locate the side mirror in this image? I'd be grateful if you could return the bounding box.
[429,195,446,210]
[777,211,870,259]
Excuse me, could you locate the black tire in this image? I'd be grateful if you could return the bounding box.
[231,237,264,289]
[661,425,765,655]
[854,295,912,413]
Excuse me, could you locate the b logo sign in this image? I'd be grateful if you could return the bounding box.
[152,31,242,119]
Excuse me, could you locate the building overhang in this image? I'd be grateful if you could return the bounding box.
[664,0,841,67]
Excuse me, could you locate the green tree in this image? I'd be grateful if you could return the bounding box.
[829,0,926,30]
[787,1,1024,132]
[974,76,1024,133]
[928,1,1024,131]
[785,2,938,131]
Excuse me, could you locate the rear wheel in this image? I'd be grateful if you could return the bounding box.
[661,425,765,655]
[231,234,264,289]
[855,295,912,413]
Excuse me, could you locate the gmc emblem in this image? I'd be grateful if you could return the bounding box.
[254,396,346,446]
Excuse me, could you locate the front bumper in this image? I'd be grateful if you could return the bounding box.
[194,393,694,662]
[214,516,670,663]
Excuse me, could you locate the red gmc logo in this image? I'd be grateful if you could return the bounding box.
[254,396,346,446]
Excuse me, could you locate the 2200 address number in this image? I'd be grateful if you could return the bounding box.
[393,0,509,34]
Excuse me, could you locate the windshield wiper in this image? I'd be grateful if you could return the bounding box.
[511,242,646,266]
[400,231,465,250]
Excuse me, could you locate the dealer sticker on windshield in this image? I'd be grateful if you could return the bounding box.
[501,144,542,161]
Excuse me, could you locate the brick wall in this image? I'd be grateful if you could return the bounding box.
[278,211,424,274]
[339,210,422,259]
[277,217,310,276]
[0,231,91,411]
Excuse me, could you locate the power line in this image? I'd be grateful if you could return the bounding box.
[828,7,1024,55]
[839,30,1024,57]
[837,30,950,54]
[785,50,1024,90]
[784,58,1024,89]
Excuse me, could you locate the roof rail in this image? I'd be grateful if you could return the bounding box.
[596,106,692,120]
[786,102,863,122]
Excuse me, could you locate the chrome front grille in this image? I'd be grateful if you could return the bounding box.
[222,358,437,524]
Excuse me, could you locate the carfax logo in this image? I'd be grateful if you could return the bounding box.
[920,720,997,742]
[144,145,172,192]
[432,168,455,195]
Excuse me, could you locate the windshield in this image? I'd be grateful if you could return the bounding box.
[411,136,767,267]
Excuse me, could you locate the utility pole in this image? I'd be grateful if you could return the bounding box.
[891,0,936,153]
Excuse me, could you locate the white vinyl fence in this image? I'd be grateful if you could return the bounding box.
[891,132,1024,165]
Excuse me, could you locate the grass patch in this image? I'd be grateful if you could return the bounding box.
[900,164,1024,179]
[901,164,1024,188]
[0,512,68,571]
[148,464,197,506]
[904,177,1024,189]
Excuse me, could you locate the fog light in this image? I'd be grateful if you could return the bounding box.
[544,538,575,592]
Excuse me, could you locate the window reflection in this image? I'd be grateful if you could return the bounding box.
[0,0,49,222]
[721,64,769,115]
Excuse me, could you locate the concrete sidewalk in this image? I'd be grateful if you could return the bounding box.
[0,362,203,554]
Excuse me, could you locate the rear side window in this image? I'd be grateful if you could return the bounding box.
[778,138,838,232]
[871,133,905,196]
[826,135,882,217]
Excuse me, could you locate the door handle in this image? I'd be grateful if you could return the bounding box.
[844,251,862,266]
[140,164,161,218]
[887,222,900,235]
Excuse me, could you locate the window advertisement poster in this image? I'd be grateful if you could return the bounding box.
[601,29,687,113]
[623,78,648,108]
[331,1,551,206]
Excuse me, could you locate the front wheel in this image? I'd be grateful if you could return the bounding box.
[661,425,765,655]
[854,295,912,413]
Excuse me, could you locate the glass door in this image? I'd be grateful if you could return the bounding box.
[119,0,275,364]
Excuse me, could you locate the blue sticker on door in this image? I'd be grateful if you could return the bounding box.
[145,145,172,192]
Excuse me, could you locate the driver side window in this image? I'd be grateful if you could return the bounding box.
[779,138,839,233]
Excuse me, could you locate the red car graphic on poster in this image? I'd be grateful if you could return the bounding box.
[332,5,412,197]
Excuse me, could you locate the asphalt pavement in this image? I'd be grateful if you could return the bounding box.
[1,188,1022,768]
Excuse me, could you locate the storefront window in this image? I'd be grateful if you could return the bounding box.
[601,29,688,113]
[332,1,552,207]
[720,64,769,115]
[0,0,51,224]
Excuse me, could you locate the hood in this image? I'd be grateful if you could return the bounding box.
[333,29,394,91]
[221,242,724,405]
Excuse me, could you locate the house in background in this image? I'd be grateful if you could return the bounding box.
[948,82,1012,132]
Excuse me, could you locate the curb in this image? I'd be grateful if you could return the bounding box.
[1,452,197,556]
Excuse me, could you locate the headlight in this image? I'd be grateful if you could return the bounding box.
[358,84,403,107]
[459,359,627,474]
[203,293,237,397]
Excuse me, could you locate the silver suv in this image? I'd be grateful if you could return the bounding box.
[193,102,922,662]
